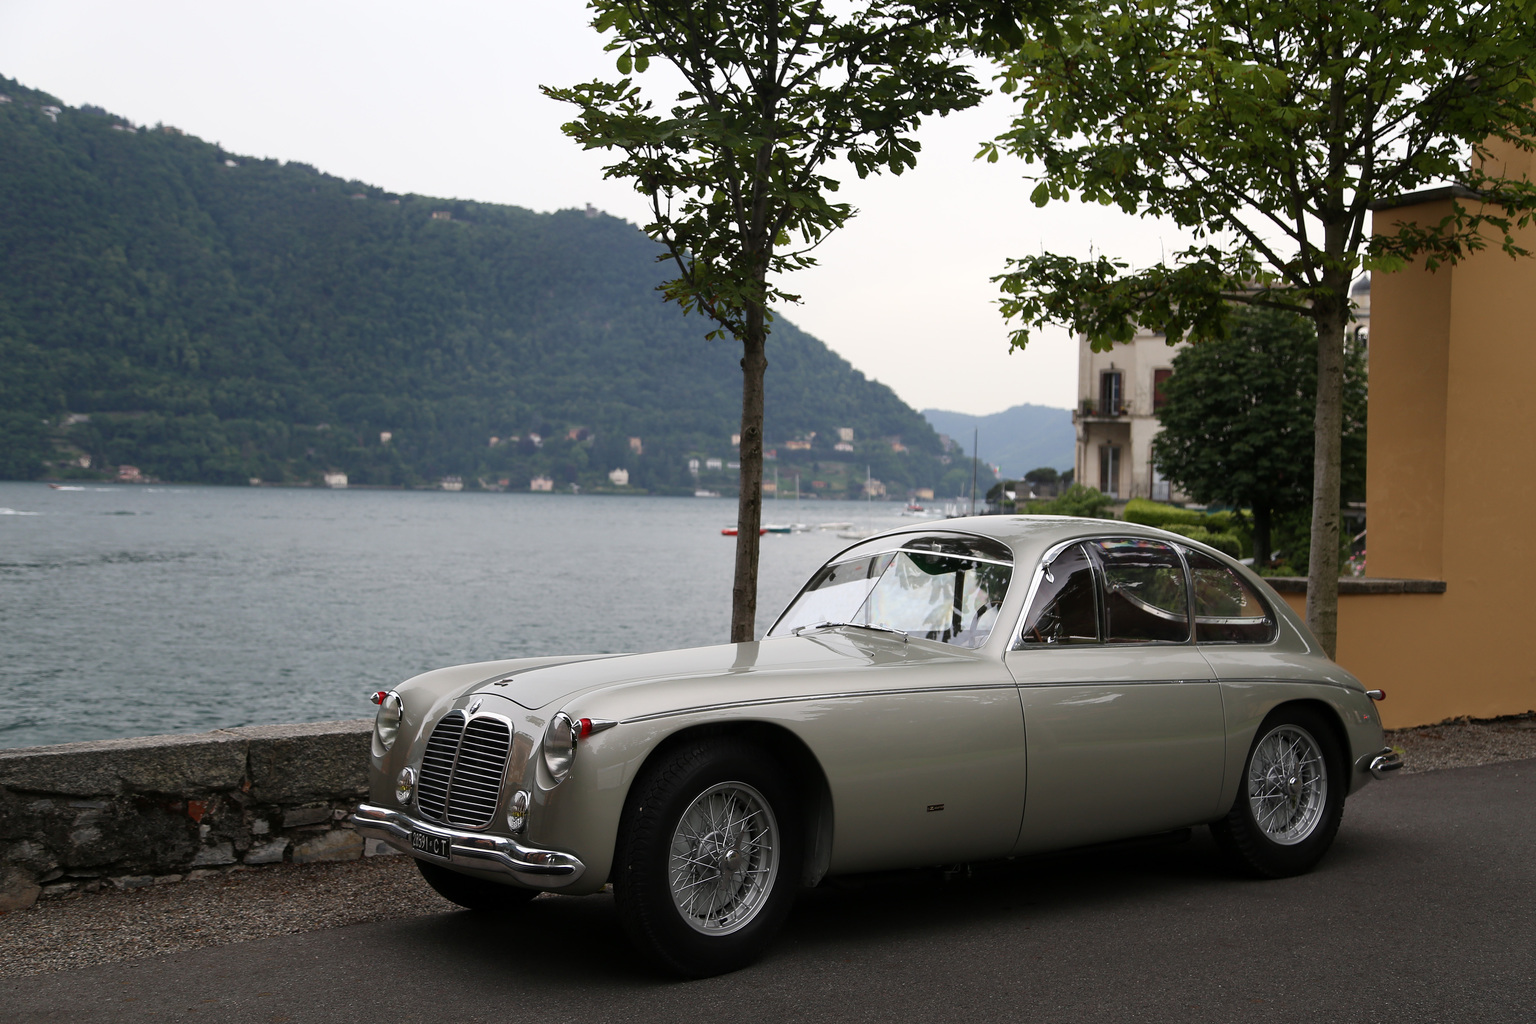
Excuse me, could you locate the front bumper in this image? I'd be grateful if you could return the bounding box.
[353,803,586,887]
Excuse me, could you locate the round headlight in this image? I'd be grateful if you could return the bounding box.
[373,690,403,755]
[395,766,415,805]
[542,713,577,782]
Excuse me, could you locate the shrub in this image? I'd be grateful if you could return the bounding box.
[1123,498,1237,534]
[1160,524,1243,559]
[1023,484,1115,520]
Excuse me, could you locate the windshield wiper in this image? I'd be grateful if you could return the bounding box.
[793,620,908,640]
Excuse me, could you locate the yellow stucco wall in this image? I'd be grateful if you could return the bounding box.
[1301,149,1536,727]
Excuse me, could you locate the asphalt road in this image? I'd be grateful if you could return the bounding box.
[3,760,1532,1024]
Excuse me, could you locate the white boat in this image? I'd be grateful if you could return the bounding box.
[694,489,721,498]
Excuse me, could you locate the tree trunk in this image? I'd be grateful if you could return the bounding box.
[730,303,768,643]
[1305,299,1348,658]
[1252,504,1272,573]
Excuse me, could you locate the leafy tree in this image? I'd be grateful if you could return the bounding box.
[980,0,1536,656]
[544,0,984,641]
[1151,307,1365,568]
[1023,466,1058,486]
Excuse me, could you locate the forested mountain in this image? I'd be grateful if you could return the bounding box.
[0,75,981,498]
[921,403,1074,479]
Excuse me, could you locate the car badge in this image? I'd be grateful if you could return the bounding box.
[468,698,483,715]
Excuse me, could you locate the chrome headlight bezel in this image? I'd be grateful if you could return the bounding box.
[542,712,577,782]
[372,690,404,755]
[395,766,416,805]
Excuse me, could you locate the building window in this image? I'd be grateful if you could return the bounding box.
[1151,460,1170,502]
[1099,445,1121,498]
[1100,371,1124,416]
[1153,368,1172,412]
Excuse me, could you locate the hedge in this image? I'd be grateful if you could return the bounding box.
[1160,524,1243,559]
[1122,498,1237,533]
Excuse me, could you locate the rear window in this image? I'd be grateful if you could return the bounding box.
[1183,548,1277,643]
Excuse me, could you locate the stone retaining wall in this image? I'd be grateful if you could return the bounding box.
[0,719,393,911]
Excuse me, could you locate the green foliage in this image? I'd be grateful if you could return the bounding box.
[1023,466,1058,485]
[984,0,1536,354]
[0,76,952,491]
[544,0,983,340]
[1024,484,1115,520]
[1122,498,1235,534]
[1159,524,1242,560]
[1148,306,1367,563]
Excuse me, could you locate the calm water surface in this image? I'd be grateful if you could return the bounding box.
[0,482,866,748]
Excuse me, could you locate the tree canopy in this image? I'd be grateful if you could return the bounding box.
[1151,306,1366,568]
[980,0,1536,655]
[545,0,984,640]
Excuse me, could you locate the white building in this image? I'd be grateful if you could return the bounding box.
[530,476,554,492]
[323,471,348,489]
[608,468,630,486]
[1075,279,1371,503]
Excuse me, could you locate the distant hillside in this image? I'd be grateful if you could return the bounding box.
[0,74,987,499]
[921,404,1074,479]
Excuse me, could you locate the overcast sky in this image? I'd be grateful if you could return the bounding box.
[0,0,1202,416]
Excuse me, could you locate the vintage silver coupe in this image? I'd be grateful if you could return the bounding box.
[355,516,1400,975]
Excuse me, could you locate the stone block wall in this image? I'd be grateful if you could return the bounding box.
[0,719,394,911]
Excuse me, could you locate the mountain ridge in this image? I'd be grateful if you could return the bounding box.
[0,73,992,498]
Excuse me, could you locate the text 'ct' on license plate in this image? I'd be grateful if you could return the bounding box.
[411,830,451,858]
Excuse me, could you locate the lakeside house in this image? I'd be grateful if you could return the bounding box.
[322,471,347,489]
[530,476,554,492]
[607,468,630,486]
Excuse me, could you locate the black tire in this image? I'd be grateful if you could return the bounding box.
[1211,705,1346,878]
[613,737,802,977]
[416,858,540,912]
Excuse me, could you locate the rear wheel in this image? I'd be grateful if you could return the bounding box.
[1211,705,1345,877]
[614,737,801,977]
[416,858,540,912]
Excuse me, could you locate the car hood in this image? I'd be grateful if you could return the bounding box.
[465,629,982,713]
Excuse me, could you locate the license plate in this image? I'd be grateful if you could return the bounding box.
[411,830,452,859]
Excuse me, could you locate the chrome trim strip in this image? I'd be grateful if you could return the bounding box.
[619,683,1020,725]
[353,803,585,885]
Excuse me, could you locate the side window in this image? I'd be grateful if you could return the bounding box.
[1017,544,1100,646]
[1090,539,1189,644]
[1184,548,1276,643]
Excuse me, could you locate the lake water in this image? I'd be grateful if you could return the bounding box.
[0,482,869,749]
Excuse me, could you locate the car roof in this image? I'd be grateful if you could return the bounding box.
[844,514,1196,566]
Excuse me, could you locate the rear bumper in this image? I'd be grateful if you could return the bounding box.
[353,803,586,887]
[1358,747,1404,780]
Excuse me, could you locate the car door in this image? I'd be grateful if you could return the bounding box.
[1004,538,1227,854]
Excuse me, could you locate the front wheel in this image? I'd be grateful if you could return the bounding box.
[613,737,801,977]
[1211,705,1346,878]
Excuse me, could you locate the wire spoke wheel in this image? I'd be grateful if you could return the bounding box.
[667,781,780,936]
[1246,723,1328,846]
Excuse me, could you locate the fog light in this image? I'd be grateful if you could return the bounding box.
[507,789,530,833]
[395,767,416,805]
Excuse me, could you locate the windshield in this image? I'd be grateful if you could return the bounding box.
[769,535,1014,649]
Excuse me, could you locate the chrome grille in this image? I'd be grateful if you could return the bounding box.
[414,710,512,829]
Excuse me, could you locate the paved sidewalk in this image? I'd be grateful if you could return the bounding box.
[2,758,1532,1024]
